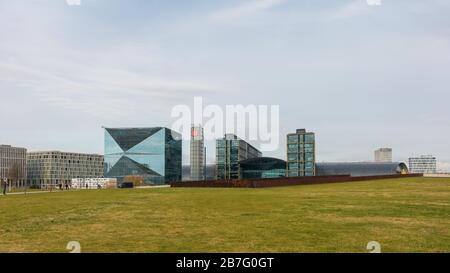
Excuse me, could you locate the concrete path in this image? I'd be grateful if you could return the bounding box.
[1,190,50,196]
[135,185,171,189]
[1,185,171,196]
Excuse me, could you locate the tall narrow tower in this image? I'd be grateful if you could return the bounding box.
[190,125,205,181]
[286,129,316,177]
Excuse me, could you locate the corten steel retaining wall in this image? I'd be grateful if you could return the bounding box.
[170,174,423,188]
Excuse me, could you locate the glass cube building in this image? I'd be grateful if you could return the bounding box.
[287,129,316,177]
[104,127,182,185]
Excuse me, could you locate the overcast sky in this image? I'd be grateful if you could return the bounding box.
[1,0,449,171]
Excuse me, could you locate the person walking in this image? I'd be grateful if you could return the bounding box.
[2,178,8,196]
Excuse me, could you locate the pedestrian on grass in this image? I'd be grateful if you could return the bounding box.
[2,178,8,195]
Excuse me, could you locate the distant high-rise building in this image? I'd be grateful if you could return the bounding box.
[190,125,205,181]
[0,145,27,187]
[374,148,392,162]
[408,155,437,174]
[287,129,316,177]
[216,134,262,180]
[27,151,103,188]
[104,127,182,185]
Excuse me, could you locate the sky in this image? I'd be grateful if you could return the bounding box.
[0,0,449,171]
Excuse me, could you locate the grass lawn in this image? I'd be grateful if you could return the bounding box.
[6,188,46,193]
[0,177,449,253]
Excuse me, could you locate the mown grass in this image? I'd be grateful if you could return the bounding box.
[0,177,449,253]
[6,188,46,193]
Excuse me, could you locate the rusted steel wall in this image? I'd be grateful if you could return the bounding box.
[170,174,423,188]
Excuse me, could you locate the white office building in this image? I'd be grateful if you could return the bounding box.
[374,148,393,163]
[408,155,437,174]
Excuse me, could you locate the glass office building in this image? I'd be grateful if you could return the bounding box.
[0,145,27,187]
[239,157,286,179]
[104,127,182,185]
[27,151,103,188]
[287,129,316,177]
[216,134,262,180]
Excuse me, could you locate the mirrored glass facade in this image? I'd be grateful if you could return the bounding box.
[239,157,286,179]
[216,134,262,180]
[287,129,316,177]
[104,127,182,185]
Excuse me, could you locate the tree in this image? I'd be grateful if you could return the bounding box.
[8,162,23,189]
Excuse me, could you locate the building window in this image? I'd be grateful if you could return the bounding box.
[304,134,315,143]
[287,144,298,152]
[287,153,297,161]
[305,153,314,162]
[287,135,298,143]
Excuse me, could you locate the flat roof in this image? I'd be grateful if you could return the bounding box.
[27,151,103,156]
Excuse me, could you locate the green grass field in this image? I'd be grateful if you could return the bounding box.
[0,177,449,253]
[7,188,46,193]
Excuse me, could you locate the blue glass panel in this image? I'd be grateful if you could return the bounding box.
[104,128,181,185]
[305,134,315,143]
[126,129,165,176]
[287,135,298,143]
[104,130,124,173]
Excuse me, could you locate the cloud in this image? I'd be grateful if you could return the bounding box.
[206,0,375,28]
[0,61,216,120]
[0,1,220,123]
[330,0,371,20]
[209,0,286,22]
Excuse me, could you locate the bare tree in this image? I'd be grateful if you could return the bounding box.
[8,162,23,190]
